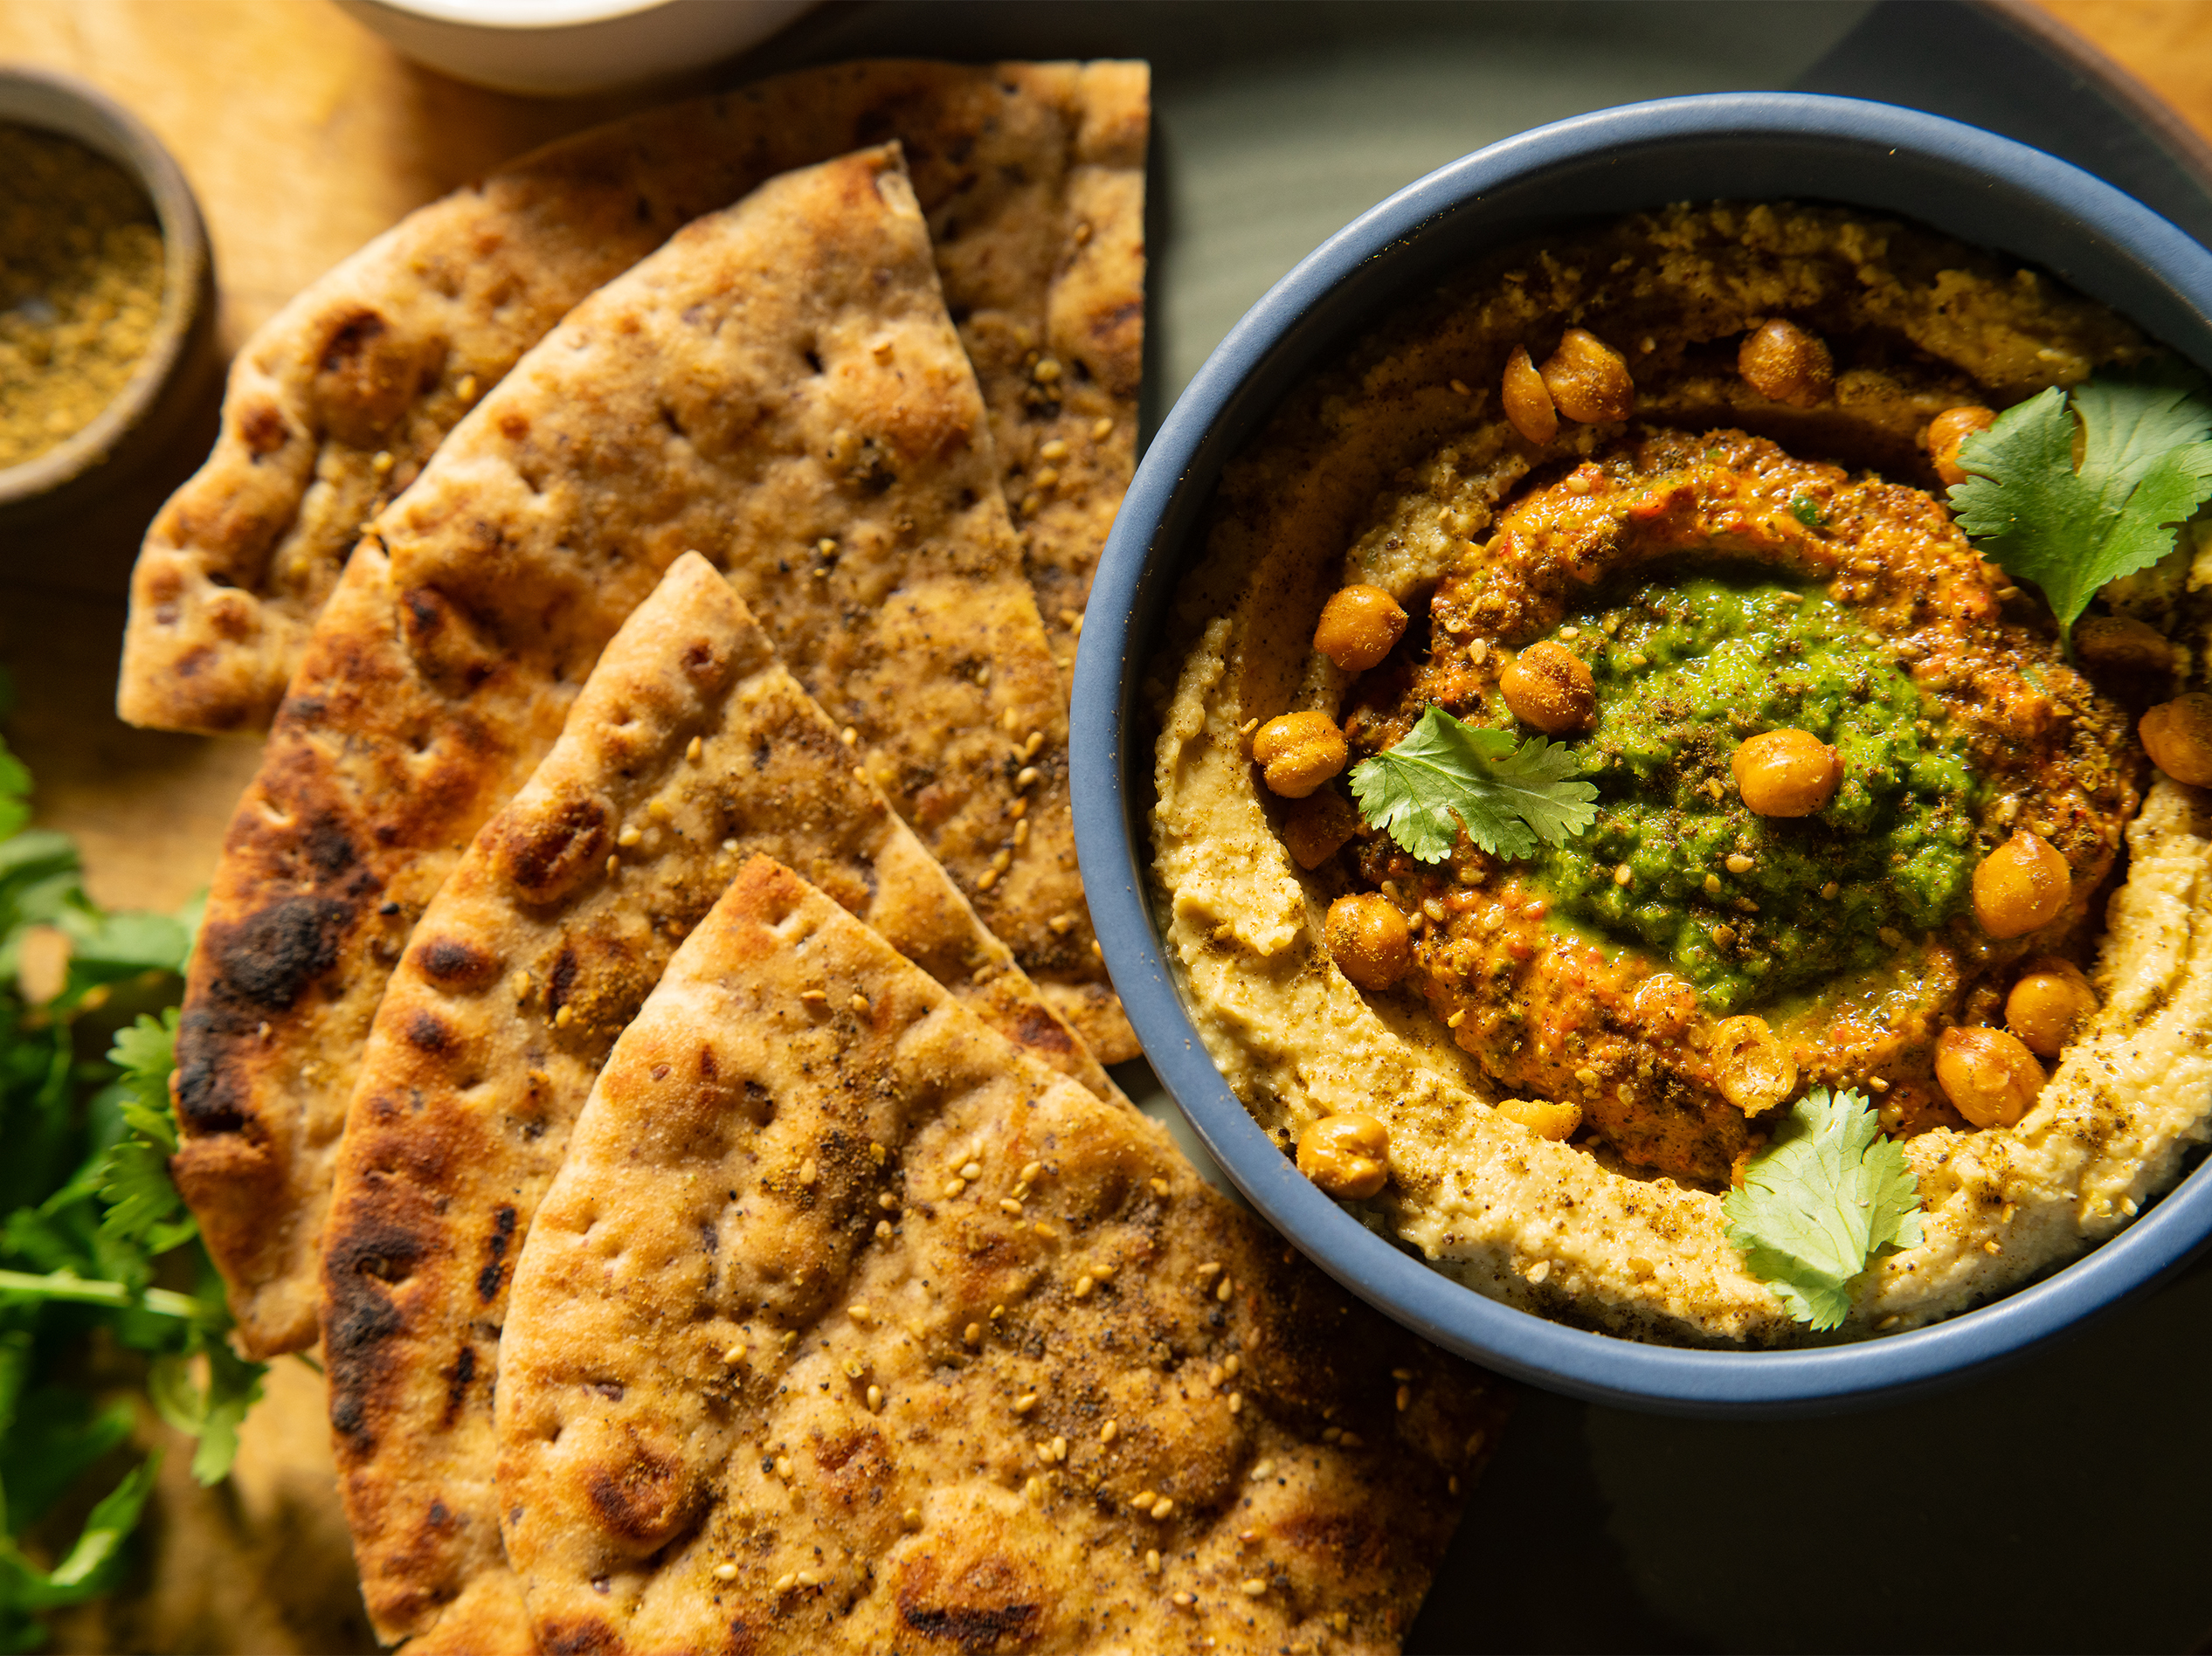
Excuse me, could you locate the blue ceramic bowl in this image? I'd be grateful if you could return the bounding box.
[1072,92,2212,1418]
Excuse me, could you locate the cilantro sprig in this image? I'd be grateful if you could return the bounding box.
[1949,369,2212,646]
[0,683,261,1650]
[1348,705,1597,864]
[1722,1087,1924,1332]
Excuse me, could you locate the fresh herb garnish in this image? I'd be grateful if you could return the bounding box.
[1949,370,2212,647]
[94,1010,197,1259]
[0,695,260,1649]
[1787,490,1825,528]
[1722,1087,1924,1332]
[1348,705,1597,864]
[0,736,26,847]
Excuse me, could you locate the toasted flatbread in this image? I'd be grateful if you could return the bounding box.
[173,143,1127,1361]
[494,857,1504,1654]
[321,552,1120,1646]
[380,1571,531,1656]
[168,545,521,1363]
[119,59,1145,736]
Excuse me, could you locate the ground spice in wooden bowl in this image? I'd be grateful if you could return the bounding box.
[0,122,167,469]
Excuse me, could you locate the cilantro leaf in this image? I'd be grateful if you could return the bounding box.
[1949,372,2212,644]
[1722,1087,1925,1331]
[107,1010,178,1135]
[1348,706,1598,863]
[148,1338,262,1487]
[58,904,191,983]
[96,1144,194,1260]
[0,738,25,848]
[95,1012,193,1255]
[192,1343,261,1487]
[0,674,24,847]
[41,1452,158,1597]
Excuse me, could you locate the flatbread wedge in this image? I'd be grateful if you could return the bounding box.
[119,59,1146,735]
[173,142,1126,1361]
[321,552,1119,1647]
[495,857,1505,1655]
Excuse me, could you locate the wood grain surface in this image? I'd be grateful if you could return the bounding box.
[2036,0,2212,141]
[0,1,2205,1650]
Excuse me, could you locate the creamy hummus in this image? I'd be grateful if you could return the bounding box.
[1149,204,2212,1344]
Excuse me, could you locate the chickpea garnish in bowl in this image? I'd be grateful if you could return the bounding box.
[1730,729,1841,818]
[1738,317,1835,409]
[1250,709,1348,797]
[1498,641,1596,735]
[1296,1112,1393,1200]
[1926,404,1997,487]
[1971,829,2072,940]
[1933,1026,2047,1130]
[1538,327,1635,424]
[1324,892,1414,990]
[2139,691,2212,786]
[2005,959,2098,1057]
[1501,344,1557,445]
[1313,583,1407,672]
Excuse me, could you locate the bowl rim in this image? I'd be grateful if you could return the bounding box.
[1072,88,2212,1417]
[0,65,212,514]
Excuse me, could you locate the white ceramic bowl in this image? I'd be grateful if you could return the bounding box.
[334,0,814,97]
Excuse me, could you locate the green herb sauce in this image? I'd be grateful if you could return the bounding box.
[1527,574,1981,1011]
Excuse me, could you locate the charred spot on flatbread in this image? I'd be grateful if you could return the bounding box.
[494,795,613,906]
[169,542,533,1357]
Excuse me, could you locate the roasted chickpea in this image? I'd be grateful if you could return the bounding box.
[1737,318,1834,409]
[2139,691,2212,786]
[1499,640,1596,735]
[1325,893,1414,990]
[1934,1025,2045,1128]
[1496,1097,1582,1141]
[1251,710,1348,799]
[1296,1111,1391,1199]
[1971,829,2070,939]
[1313,583,1408,672]
[1729,728,1842,818]
[2074,613,2177,678]
[1630,972,1697,1038]
[1538,328,1635,424]
[1501,343,1558,444]
[2005,958,2098,1057]
[1927,404,1997,488]
[1279,790,1358,871]
[1708,1014,1797,1116]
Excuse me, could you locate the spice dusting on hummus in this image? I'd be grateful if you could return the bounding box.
[1150,203,2212,1344]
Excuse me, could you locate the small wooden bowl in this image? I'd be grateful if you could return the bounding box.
[0,66,218,533]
